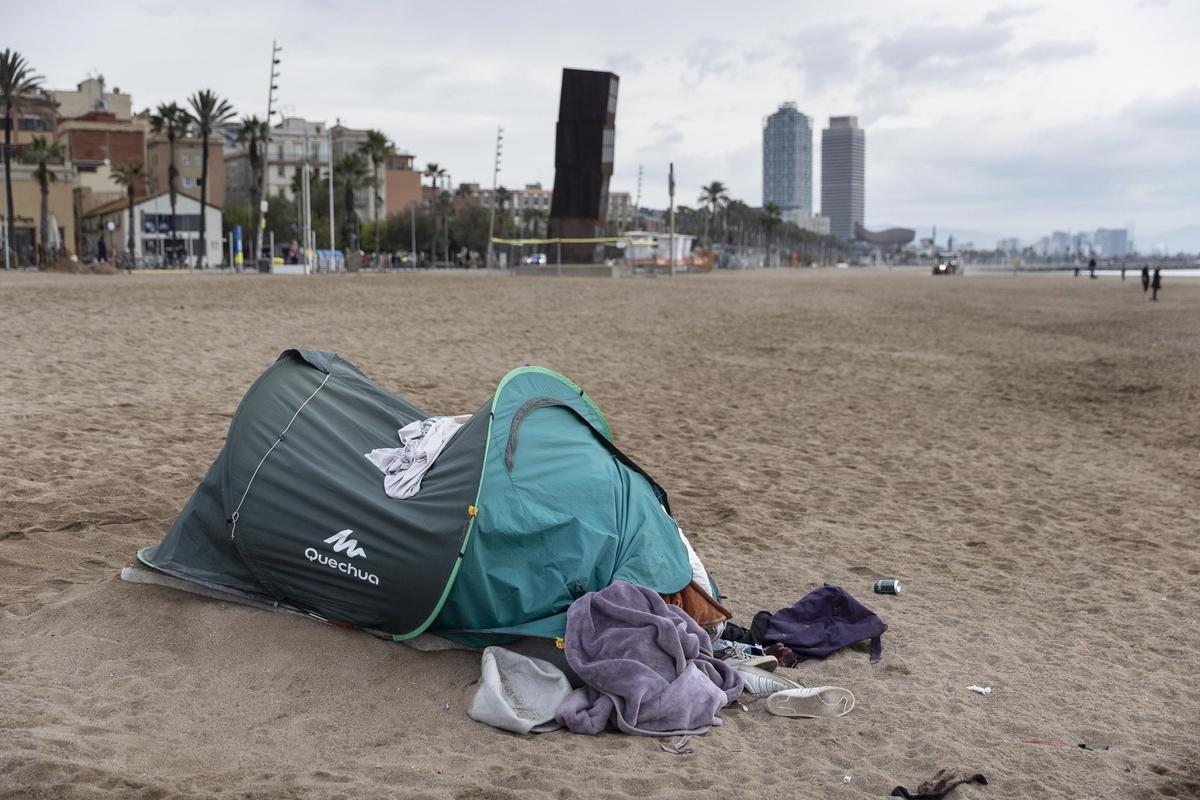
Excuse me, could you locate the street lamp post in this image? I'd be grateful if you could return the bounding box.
[668,162,676,276]
[260,40,281,270]
[486,125,502,269]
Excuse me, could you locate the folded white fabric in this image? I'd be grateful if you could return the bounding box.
[364,414,470,499]
[675,525,714,594]
[468,646,572,735]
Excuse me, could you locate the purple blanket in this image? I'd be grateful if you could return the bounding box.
[554,581,744,736]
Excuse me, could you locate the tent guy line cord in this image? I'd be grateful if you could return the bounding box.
[229,373,332,540]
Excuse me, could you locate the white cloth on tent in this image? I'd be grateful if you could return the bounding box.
[674,522,726,639]
[675,526,712,592]
[364,414,471,499]
[468,646,571,734]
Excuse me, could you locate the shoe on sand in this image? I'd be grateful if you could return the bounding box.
[766,687,855,718]
[724,653,779,672]
[736,665,801,697]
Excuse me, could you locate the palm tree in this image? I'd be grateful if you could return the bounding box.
[423,162,446,265]
[185,90,236,268]
[437,190,454,265]
[521,207,546,240]
[236,115,269,264]
[149,102,187,262]
[19,136,65,266]
[763,202,782,267]
[494,186,512,238]
[111,162,145,260]
[1,49,43,268]
[335,152,371,252]
[358,129,391,260]
[698,181,729,248]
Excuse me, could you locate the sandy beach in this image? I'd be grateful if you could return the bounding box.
[1,268,1197,799]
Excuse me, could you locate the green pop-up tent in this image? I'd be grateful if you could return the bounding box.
[137,350,693,645]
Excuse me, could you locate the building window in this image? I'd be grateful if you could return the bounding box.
[141,212,203,233]
[277,164,285,177]
[183,177,195,188]
[17,116,50,132]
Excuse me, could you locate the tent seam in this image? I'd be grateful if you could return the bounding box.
[229,372,331,541]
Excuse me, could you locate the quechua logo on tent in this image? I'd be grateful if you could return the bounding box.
[304,529,380,586]
[324,529,367,559]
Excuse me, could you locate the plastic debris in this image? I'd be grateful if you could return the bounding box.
[967,685,992,695]
[843,775,852,784]
[660,735,695,756]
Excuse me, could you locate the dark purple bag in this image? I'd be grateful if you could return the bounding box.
[761,585,887,663]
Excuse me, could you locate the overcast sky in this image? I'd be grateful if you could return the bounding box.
[9,0,1198,240]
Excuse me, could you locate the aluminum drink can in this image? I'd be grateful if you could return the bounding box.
[873,579,901,594]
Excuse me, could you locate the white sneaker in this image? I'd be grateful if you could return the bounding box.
[735,665,801,697]
[766,686,855,718]
[724,653,779,672]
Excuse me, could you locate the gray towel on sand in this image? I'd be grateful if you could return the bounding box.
[555,580,744,736]
[468,647,572,734]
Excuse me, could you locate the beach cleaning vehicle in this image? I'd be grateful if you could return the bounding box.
[932,252,961,275]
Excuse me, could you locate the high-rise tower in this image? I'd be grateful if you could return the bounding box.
[762,103,812,217]
[821,116,865,241]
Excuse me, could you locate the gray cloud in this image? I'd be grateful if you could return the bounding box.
[983,5,1040,25]
[1020,40,1096,62]
[780,23,865,89]
[682,38,741,88]
[1123,85,1200,129]
[873,24,1012,74]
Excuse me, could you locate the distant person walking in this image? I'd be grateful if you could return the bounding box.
[1074,264,1080,278]
[1151,268,1162,301]
[97,237,107,262]
[1120,263,1126,281]
[1088,257,1097,279]
[1141,265,1151,294]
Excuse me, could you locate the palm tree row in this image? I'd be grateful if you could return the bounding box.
[681,180,850,266]
[3,48,252,268]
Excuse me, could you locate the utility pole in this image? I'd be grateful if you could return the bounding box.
[668,162,676,276]
[302,124,312,274]
[327,128,335,268]
[634,163,643,230]
[486,125,502,269]
[260,40,281,270]
[410,199,416,267]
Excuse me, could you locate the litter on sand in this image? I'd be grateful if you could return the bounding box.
[891,770,988,799]
[660,736,695,755]
[967,685,992,695]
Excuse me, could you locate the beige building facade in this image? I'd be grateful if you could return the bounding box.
[0,162,78,263]
[51,76,133,121]
[146,134,224,206]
